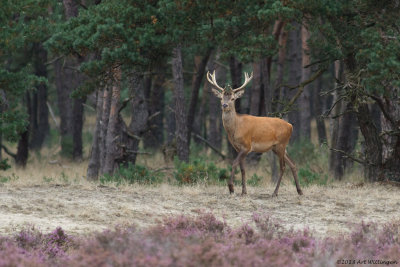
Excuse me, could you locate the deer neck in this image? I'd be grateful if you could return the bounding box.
[221,107,238,138]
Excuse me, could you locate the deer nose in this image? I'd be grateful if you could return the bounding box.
[222,103,228,108]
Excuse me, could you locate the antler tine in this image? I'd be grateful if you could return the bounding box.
[207,70,224,92]
[233,72,254,92]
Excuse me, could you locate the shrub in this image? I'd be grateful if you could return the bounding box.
[0,215,399,266]
[297,165,328,187]
[247,173,263,186]
[0,173,19,183]
[100,163,162,185]
[174,158,228,185]
[287,139,318,165]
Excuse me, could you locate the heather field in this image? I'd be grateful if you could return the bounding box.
[1,162,400,266]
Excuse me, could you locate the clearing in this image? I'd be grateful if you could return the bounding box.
[1,180,399,237]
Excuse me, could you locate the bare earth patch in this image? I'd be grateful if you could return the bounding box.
[0,182,399,237]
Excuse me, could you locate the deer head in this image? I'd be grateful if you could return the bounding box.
[207,70,253,112]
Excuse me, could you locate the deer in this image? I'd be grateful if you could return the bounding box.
[207,70,303,197]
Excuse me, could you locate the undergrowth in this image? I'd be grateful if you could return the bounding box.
[100,163,163,185]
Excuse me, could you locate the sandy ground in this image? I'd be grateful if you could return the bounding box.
[1,181,399,237]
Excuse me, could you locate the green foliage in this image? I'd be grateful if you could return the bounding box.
[0,159,11,171]
[100,163,162,185]
[287,139,318,166]
[0,0,56,148]
[0,173,19,183]
[42,176,54,183]
[60,135,73,158]
[247,173,263,186]
[174,158,228,185]
[297,165,328,187]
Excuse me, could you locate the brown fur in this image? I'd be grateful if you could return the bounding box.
[216,89,303,197]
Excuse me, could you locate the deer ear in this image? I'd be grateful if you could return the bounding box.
[212,88,223,98]
[234,90,244,99]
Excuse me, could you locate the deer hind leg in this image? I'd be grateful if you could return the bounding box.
[229,150,247,194]
[284,153,303,195]
[272,146,286,197]
[239,159,247,195]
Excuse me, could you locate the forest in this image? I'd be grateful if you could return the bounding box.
[0,0,400,266]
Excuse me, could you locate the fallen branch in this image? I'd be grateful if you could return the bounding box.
[192,133,227,160]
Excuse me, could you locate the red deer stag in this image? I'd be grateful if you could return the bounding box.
[207,70,303,196]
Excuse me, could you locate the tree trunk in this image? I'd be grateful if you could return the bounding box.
[356,103,382,180]
[143,69,165,149]
[247,61,263,165]
[208,54,224,151]
[329,61,343,173]
[16,130,29,167]
[72,97,85,160]
[273,28,288,113]
[314,75,327,144]
[286,24,302,143]
[16,92,31,167]
[126,73,149,165]
[380,90,400,181]
[187,48,212,144]
[102,67,122,175]
[164,94,176,163]
[30,43,49,149]
[99,88,111,173]
[54,58,74,156]
[172,45,189,162]
[298,24,312,140]
[229,56,243,113]
[332,100,358,180]
[86,90,103,180]
[249,61,262,116]
[53,0,85,159]
[192,79,208,145]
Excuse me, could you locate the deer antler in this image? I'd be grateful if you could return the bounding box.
[233,72,253,92]
[207,70,224,92]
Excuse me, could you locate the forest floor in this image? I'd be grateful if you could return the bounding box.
[1,175,399,238]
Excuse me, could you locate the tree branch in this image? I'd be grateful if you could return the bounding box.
[192,133,226,160]
[278,68,326,114]
[329,147,374,166]
[1,145,16,159]
[367,93,397,128]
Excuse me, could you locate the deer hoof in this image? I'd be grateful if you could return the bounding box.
[272,192,278,197]
[297,189,303,195]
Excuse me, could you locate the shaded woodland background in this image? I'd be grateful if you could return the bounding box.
[1,0,399,183]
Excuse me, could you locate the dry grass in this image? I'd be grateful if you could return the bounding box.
[1,156,399,238]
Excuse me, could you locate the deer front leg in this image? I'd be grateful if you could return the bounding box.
[229,150,247,194]
[272,147,286,197]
